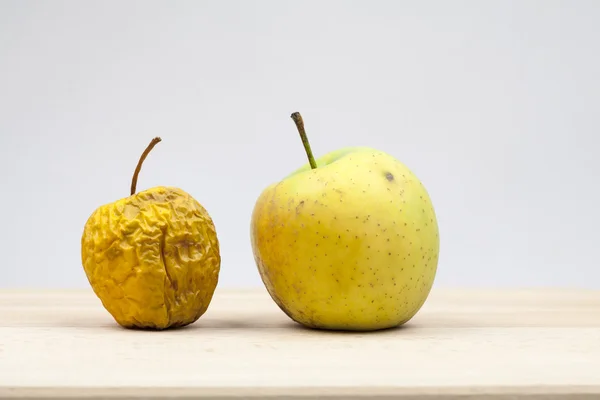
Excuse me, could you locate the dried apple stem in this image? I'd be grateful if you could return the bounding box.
[291,112,317,169]
[130,137,162,195]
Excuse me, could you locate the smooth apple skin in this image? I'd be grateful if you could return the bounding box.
[81,186,221,329]
[250,147,440,331]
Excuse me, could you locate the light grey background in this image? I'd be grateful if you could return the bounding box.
[1,0,598,289]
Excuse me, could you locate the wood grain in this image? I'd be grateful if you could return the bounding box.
[0,287,599,399]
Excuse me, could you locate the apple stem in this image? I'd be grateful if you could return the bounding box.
[291,112,317,169]
[130,137,162,195]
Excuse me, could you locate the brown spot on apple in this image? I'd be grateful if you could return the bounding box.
[295,200,305,214]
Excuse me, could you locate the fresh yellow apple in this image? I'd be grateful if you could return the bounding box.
[250,112,440,331]
[81,137,221,330]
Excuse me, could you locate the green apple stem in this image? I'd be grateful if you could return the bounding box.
[130,137,162,195]
[291,112,317,169]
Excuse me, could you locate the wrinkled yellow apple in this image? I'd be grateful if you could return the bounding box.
[81,138,220,329]
[250,113,440,331]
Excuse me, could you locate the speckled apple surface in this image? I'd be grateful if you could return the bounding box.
[250,147,440,331]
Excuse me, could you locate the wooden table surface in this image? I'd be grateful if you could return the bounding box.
[0,287,599,399]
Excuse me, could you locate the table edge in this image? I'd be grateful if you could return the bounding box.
[2,385,600,399]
